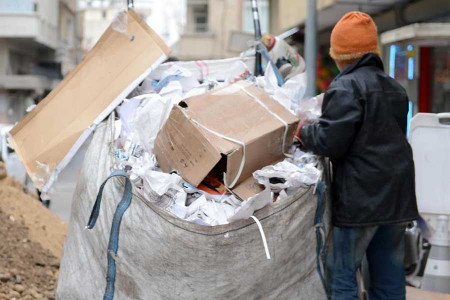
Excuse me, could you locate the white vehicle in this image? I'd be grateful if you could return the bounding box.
[0,124,38,197]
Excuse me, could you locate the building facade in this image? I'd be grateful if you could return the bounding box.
[0,0,82,124]
[175,0,271,60]
[79,0,182,53]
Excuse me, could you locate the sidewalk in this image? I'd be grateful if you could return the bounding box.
[407,287,450,300]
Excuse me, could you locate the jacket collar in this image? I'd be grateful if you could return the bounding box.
[334,53,384,81]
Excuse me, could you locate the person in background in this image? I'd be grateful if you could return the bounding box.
[295,11,419,300]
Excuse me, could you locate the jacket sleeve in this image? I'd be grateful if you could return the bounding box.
[300,88,363,159]
[392,93,409,135]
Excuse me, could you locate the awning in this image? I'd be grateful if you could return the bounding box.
[380,23,450,46]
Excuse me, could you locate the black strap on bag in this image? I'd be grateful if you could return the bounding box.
[87,170,132,300]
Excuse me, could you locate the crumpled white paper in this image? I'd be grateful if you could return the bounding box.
[112,58,321,226]
[253,160,320,192]
[228,184,272,222]
[142,171,182,196]
[185,195,241,226]
[137,169,188,219]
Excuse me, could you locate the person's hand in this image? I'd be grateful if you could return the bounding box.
[294,121,304,142]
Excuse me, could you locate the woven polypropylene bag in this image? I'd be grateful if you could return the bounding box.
[56,114,330,300]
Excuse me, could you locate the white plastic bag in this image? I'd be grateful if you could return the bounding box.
[253,160,320,192]
[260,64,307,112]
[296,93,324,123]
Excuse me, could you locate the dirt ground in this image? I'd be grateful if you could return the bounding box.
[0,177,67,259]
[0,177,68,300]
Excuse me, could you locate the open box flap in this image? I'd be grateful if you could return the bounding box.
[8,10,170,192]
[154,106,222,186]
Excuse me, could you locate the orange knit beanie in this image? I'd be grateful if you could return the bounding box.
[330,11,379,61]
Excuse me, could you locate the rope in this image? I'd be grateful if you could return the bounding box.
[180,84,293,189]
[238,86,292,158]
[186,116,246,190]
[251,215,271,260]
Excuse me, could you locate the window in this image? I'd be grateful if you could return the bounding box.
[194,6,207,32]
[0,0,35,12]
[193,5,208,32]
[243,0,269,34]
[190,3,208,33]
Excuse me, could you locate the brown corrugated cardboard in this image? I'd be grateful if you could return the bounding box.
[8,10,170,191]
[154,81,299,199]
[232,176,265,200]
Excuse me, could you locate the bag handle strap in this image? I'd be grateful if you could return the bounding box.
[87,170,133,300]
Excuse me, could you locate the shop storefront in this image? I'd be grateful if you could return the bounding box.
[381,23,450,114]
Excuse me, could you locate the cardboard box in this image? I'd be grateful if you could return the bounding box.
[8,10,170,191]
[154,81,299,198]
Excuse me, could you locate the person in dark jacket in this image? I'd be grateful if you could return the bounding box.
[296,12,419,300]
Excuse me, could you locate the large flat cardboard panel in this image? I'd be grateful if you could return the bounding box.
[9,10,170,191]
[154,81,299,196]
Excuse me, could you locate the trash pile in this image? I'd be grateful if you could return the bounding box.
[111,63,323,226]
[8,10,323,228]
[48,12,331,299]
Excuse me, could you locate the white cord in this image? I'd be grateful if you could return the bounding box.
[189,118,246,190]
[238,86,292,158]
[180,85,291,189]
[251,215,271,260]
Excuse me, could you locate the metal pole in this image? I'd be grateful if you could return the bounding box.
[251,0,263,76]
[127,0,134,9]
[305,0,317,97]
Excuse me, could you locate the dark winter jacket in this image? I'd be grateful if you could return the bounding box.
[300,53,418,227]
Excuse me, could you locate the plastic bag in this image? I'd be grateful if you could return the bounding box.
[296,93,324,123]
[259,64,307,112]
[253,160,320,192]
[111,12,128,34]
[289,148,319,167]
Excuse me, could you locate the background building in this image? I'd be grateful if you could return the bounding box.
[0,0,82,124]
[79,0,151,53]
[79,0,184,53]
[174,0,270,60]
[175,0,450,114]
[0,0,448,122]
